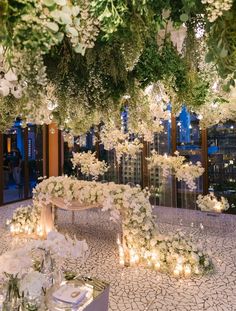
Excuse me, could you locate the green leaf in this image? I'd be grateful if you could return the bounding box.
[222,84,230,92]
[220,47,228,58]
[205,52,213,63]
[55,32,64,42]
[43,0,55,7]
[99,7,112,20]
[229,78,235,87]
[217,38,223,48]
[180,13,189,22]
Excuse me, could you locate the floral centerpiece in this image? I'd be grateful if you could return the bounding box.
[72,151,109,180]
[197,193,230,212]
[20,271,47,299]
[0,231,89,309]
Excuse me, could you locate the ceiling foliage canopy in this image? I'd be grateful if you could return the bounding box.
[0,0,236,133]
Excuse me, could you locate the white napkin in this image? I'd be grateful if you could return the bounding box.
[53,284,88,305]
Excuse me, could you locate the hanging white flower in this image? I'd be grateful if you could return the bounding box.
[72,151,109,179]
[147,151,204,191]
[100,121,143,163]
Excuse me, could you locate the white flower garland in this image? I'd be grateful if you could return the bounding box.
[8,176,212,276]
[197,193,230,212]
[147,151,204,191]
[72,151,109,179]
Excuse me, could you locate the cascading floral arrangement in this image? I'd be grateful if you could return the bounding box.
[146,151,204,191]
[0,0,236,133]
[72,150,109,179]
[7,176,213,277]
[99,121,144,164]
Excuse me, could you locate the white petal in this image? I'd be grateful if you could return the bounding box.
[66,26,78,37]
[0,85,10,96]
[5,69,18,82]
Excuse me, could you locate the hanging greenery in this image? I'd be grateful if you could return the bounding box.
[0,0,236,133]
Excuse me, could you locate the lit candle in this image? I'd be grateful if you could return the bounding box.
[130,249,139,266]
[119,245,125,266]
[143,251,148,259]
[177,256,183,265]
[173,268,180,277]
[176,264,183,273]
[184,264,191,277]
[194,266,200,274]
[147,260,152,267]
[117,234,121,245]
[151,251,159,261]
[155,261,161,270]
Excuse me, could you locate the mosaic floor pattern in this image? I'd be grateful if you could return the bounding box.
[0,202,236,311]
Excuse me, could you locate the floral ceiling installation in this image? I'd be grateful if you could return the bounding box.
[0,0,236,132]
[8,176,213,277]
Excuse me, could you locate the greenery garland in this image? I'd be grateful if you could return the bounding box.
[0,0,236,133]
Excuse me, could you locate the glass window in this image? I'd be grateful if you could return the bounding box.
[148,119,174,207]
[208,121,236,213]
[176,107,203,209]
[27,125,44,196]
[3,120,25,203]
[176,107,201,150]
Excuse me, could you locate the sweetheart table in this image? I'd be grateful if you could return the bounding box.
[39,197,102,237]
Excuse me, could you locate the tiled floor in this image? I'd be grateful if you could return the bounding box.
[0,201,236,311]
